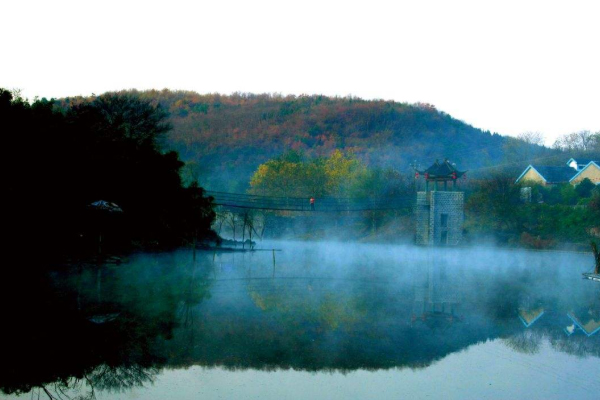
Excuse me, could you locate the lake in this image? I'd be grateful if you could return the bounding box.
[1,242,599,399]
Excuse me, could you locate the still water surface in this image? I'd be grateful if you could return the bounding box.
[2,242,599,399]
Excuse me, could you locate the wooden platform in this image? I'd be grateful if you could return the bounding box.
[582,273,600,282]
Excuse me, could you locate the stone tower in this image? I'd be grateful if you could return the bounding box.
[415,160,465,246]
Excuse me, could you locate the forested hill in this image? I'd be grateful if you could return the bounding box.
[60,90,552,191]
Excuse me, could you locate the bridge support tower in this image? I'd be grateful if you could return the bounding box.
[416,191,464,246]
[415,160,465,246]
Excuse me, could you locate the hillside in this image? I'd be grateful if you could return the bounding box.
[60,90,555,191]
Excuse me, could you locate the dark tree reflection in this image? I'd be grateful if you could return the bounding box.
[1,248,598,398]
[0,251,213,398]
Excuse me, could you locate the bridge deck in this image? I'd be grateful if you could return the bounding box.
[206,191,414,212]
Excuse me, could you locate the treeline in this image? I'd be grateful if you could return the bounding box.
[244,150,600,246]
[465,177,600,248]
[551,130,600,152]
[206,150,416,242]
[2,89,216,263]
[58,90,555,192]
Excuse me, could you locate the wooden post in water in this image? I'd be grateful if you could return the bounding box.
[247,214,254,249]
[193,229,197,262]
[242,213,247,249]
[213,251,217,279]
[97,231,103,264]
[371,211,376,235]
[97,268,102,302]
[272,249,276,278]
[592,241,600,274]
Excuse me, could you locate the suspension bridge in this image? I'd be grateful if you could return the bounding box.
[204,151,570,214]
[205,190,415,212]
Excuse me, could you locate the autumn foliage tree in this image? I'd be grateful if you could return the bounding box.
[249,150,408,200]
[55,90,549,192]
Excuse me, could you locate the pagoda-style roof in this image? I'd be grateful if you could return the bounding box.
[417,159,466,181]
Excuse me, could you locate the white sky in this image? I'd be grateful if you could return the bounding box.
[2,0,599,144]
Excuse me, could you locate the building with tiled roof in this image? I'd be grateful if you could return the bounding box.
[569,161,600,186]
[516,159,600,186]
[566,158,598,171]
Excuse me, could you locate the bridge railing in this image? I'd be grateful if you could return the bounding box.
[205,191,414,212]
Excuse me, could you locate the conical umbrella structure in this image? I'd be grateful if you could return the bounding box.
[89,200,123,213]
[88,200,123,258]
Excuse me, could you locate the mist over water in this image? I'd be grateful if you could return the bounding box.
[2,242,599,399]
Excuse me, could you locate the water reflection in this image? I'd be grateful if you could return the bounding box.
[412,260,462,327]
[1,244,598,398]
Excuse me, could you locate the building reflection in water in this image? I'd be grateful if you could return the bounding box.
[508,269,600,357]
[518,295,545,328]
[565,293,600,338]
[2,248,599,399]
[411,258,462,327]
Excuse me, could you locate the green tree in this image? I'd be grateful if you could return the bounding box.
[465,175,523,236]
[559,184,578,205]
[2,88,216,261]
[575,178,595,198]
